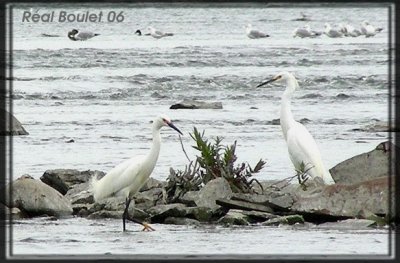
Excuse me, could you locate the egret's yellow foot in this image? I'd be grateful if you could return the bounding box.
[141,223,155,231]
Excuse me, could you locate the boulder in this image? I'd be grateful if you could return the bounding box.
[330,141,397,185]
[217,210,250,226]
[178,191,198,206]
[262,214,304,226]
[170,99,223,109]
[139,178,165,192]
[40,169,105,195]
[146,203,188,222]
[185,206,226,222]
[134,187,166,210]
[0,109,29,135]
[195,177,232,209]
[291,176,393,220]
[3,175,73,217]
[163,217,201,226]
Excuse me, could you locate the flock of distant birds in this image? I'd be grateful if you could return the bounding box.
[65,13,383,41]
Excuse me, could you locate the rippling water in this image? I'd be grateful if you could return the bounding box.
[7,3,391,257]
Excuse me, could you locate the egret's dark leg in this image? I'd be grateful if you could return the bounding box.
[122,197,132,231]
[122,197,155,232]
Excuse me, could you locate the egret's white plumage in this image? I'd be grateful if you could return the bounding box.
[91,114,183,231]
[292,25,321,38]
[245,24,270,39]
[147,26,174,39]
[257,72,335,185]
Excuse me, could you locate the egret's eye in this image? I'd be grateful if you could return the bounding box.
[162,118,167,123]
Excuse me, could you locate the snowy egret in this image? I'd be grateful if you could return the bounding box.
[360,21,383,37]
[245,24,270,39]
[343,24,362,37]
[256,72,335,185]
[68,29,100,41]
[147,26,174,39]
[91,114,183,231]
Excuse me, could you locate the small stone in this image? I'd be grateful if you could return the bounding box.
[262,215,304,226]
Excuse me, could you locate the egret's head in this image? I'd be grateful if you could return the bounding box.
[362,20,369,26]
[154,114,183,135]
[256,71,294,88]
[147,26,155,32]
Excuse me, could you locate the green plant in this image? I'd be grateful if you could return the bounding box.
[166,127,265,199]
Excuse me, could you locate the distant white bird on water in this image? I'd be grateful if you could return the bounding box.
[68,29,100,41]
[148,26,174,39]
[91,114,183,231]
[245,24,270,39]
[324,23,343,38]
[343,24,362,37]
[256,72,335,185]
[360,21,383,37]
[292,25,321,38]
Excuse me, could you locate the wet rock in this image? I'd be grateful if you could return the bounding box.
[0,109,29,135]
[68,190,93,205]
[262,214,304,226]
[178,191,198,206]
[216,198,274,213]
[65,182,92,202]
[352,121,397,132]
[0,203,24,220]
[230,192,293,212]
[330,141,396,185]
[316,219,377,229]
[291,176,392,219]
[240,210,279,223]
[185,206,226,222]
[40,169,105,195]
[4,175,73,217]
[217,210,250,226]
[195,177,232,209]
[146,203,188,222]
[164,217,201,226]
[170,99,223,109]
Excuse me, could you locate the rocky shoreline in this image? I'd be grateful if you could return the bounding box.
[1,141,396,229]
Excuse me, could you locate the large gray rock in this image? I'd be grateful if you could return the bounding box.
[40,169,105,195]
[3,175,73,217]
[195,177,233,209]
[0,109,29,135]
[217,210,250,226]
[262,214,304,226]
[291,176,392,219]
[146,203,188,222]
[330,141,397,185]
[170,99,223,109]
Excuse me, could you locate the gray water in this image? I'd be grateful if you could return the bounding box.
[7,3,392,257]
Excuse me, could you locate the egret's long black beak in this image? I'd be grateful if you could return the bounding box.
[256,78,276,88]
[168,122,183,135]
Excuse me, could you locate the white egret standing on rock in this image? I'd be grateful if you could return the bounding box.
[91,114,183,231]
[256,72,335,185]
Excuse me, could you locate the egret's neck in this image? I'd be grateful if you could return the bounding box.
[143,125,161,172]
[280,79,297,140]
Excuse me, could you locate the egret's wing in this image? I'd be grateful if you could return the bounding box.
[286,123,326,177]
[92,156,144,201]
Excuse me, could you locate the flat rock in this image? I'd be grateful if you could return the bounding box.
[216,198,274,213]
[3,175,73,217]
[291,176,393,219]
[240,210,279,223]
[170,99,223,109]
[40,169,105,195]
[330,141,397,185]
[195,177,232,209]
[0,109,29,135]
[316,219,377,229]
